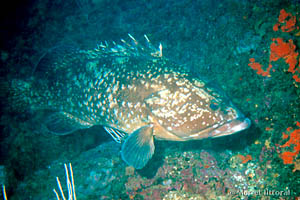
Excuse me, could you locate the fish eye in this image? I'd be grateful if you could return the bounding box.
[209,100,219,110]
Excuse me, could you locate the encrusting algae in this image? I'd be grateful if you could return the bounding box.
[279,122,300,166]
[248,9,300,83]
[273,9,298,33]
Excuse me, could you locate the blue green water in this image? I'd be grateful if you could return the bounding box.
[0,0,299,199]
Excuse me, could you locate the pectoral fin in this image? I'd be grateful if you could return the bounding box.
[45,111,93,135]
[121,124,155,169]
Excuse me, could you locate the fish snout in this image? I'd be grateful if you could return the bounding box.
[211,117,251,138]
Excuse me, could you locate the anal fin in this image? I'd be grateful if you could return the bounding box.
[45,111,93,135]
[121,124,155,169]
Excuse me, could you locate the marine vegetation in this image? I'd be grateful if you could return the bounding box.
[0,0,299,199]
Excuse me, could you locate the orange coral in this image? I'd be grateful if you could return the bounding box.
[269,38,297,62]
[280,152,296,164]
[265,127,272,131]
[237,154,252,164]
[269,38,299,76]
[279,122,300,165]
[248,58,271,76]
[282,132,289,139]
[285,51,299,73]
[270,38,300,82]
[290,58,300,82]
[273,9,297,33]
[292,74,300,82]
[249,10,300,83]
[249,38,300,82]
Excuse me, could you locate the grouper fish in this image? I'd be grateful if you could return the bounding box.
[9,34,251,169]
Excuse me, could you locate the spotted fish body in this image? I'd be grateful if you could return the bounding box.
[16,35,250,169]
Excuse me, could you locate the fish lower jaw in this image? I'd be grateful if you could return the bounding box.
[211,118,251,138]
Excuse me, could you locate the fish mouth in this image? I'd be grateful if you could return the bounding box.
[211,117,251,138]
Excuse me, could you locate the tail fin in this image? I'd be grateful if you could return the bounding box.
[0,78,32,113]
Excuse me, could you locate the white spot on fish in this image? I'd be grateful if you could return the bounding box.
[189,133,200,137]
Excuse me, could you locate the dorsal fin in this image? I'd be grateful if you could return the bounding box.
[96,34,163,59]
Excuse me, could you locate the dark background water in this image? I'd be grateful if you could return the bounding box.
[0,0,299,199]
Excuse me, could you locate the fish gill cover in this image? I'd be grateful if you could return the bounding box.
[0,0,299,199]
